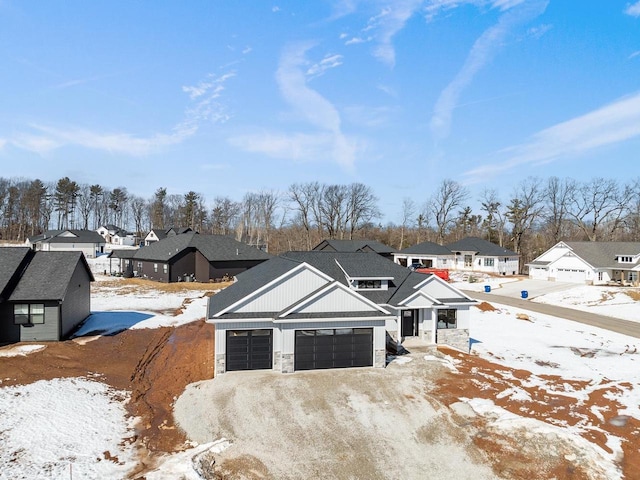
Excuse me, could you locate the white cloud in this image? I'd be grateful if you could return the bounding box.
[527,23,552,38]
[461,91,640,182]
[7,72,236,157]
[306,54,344,79]
[272,5,280,12]
[624,1,640,17]
[0,138,6,149]
[430,0,548,140]
[630,50,640,59]
[10,124,188,156]
[242,46,253,54]
[345,36,367,45]
[230,43,357,170]
[365,1,423,67]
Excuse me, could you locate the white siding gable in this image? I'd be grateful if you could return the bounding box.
[535,242,571,263]
[414,275,469,300]
[401,292,436,308]
[283,283,382,315]
[233,267,330,313]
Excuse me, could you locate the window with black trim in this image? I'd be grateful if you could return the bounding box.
[14,304,45,325]
[356,280,382,289]
[437,309,457,329]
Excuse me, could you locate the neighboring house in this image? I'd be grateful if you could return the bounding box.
[0,247,94,344]
[313,239,397,260]
[143,227,193,246]
[132,232,271,283]
[527,241,640,286]
[107,249,137,276]
[207,251,477,375]
[26,229,106,259]
[96,224,137,247]
[393,241,454,269]
[445,237,520,276]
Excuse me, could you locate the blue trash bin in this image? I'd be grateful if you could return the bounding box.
[521,290,528,299]
[484,285,491,293]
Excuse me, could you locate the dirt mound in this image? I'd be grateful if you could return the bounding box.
[476,301,497,312]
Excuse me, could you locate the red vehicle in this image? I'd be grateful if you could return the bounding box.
[414,268,450,282]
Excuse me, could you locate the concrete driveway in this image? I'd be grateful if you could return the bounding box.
[482,277,576,299]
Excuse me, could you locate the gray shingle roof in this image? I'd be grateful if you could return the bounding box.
[0,247,32,300]
[446,237,518,257]
[208,256,301,317]
[28,229,106,244]
[397,241,452,255]
[565,242,640,268]
[8,251,94,302]
[313,239,396,254]
[134,232,271,263]
[209,251,475,318]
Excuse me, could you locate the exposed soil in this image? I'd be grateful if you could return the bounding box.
[0,320,215,475]
[431,346,640,479]
[1,282,639,479]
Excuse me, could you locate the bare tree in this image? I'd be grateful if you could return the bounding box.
[129,195,148,237]
[345,183,380,240]
[428,179,469,245]
[479,188,507,246]
[289,182,321,250]
[399,197,416,249]
[319,184,348,239]
[543,177,576,243]
[256,190,280,251]
[567,177,630,241]
[507,177,545,271]
[211,196,240,235]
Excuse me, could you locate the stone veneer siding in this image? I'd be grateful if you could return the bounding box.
[281,353,294,373]
[436,328,470,352]
[374,349,386,368]
[215,353,226,375]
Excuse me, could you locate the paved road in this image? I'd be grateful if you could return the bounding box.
[465,290,640,339]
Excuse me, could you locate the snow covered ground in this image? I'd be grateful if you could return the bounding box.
[0,264,638,478]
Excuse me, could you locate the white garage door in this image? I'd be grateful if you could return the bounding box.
[556,268,586,283]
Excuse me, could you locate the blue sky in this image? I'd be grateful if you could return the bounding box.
[1,0,639,223]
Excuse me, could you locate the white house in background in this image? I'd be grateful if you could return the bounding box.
[207,251,477,375]
[445,237,520,276]
[143,227,193,246]
[393,240,454,268]
[527,241,640,286]
[96,224,137,247]
[26,229,106,258]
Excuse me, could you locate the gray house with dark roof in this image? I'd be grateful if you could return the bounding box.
[313,239,396,259]
[393,240,455,268]
[445,237,520,276]
[527,241,640,285]
[0,248,94,344]
[26,229,106,258]
[132,232,271,282]
[207,251,476,374]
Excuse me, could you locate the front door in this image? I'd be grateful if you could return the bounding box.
[401,309,419,337]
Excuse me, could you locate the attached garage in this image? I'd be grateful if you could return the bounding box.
[294,328,373,371]
[226,329,273,371]
[555,268,586,283]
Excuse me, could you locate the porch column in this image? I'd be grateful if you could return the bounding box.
[432,309,437,346]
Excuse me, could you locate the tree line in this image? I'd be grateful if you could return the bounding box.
[1,175,638,272]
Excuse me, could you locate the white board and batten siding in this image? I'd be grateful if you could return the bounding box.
[290,284,380,314]
[233,268,328,313]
